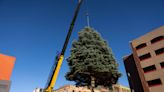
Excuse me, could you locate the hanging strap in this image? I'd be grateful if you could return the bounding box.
[85,0,90,27]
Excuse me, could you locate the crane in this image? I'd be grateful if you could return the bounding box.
[34,0,84,92]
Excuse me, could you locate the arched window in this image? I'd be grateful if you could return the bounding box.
[136,43,147,50]
[147,79,162,87]
[160,62,164,68]
[139,53,151,61]
[151,36,164,44]
[155,47,164,55]
[143,65,156,73]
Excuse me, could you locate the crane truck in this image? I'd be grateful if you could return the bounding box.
[34,0,83,92]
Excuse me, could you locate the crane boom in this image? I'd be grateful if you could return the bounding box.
[61,0,83,55]
[44,0,83,92]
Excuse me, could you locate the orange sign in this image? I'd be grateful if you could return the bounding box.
[0,54,16,81]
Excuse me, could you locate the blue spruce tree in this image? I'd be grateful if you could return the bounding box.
[65,27,121,90]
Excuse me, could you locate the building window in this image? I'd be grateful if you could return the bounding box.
[143,65,156,73]
[147,79,162,87]
[155,47,164,55]
[139,53,151,61]
[136,43,147,50]
[160,62,164,68]
[151,36,164,44]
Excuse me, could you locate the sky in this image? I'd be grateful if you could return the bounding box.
[0,0,164,92]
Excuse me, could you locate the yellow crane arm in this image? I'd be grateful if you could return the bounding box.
[44,55,64,92]
[43,0,83,92]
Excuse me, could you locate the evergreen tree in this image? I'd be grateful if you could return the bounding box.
[65,27,121,89]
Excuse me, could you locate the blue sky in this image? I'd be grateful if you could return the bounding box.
[0,0,164,92]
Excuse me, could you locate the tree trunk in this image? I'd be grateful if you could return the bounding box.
[91,76,95,92]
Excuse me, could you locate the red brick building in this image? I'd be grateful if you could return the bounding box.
[123,26,164,92]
